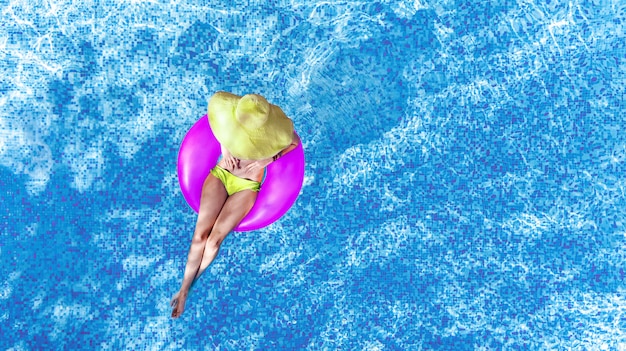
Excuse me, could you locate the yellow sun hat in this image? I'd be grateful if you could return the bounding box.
[207,91,294,160]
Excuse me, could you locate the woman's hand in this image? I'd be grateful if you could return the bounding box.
[221,145,240,170]
[244,158,272,173]
[223,153,240,170]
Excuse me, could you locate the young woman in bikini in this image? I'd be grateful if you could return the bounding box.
[171,92,300,318]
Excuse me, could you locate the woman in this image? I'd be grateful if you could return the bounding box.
[171,92,300,318]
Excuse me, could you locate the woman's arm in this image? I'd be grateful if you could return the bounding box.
[272,132,301,162]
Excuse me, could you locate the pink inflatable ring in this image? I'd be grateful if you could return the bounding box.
[177,115,305,232]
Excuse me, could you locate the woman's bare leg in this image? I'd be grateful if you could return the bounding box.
[172,190,258,318]
[171,189,258,318]
[171,174,227,318]
[170,190,257,308]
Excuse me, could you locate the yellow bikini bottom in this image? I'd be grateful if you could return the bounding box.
[210,165,261,196]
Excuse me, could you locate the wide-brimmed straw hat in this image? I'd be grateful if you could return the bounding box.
[208,91,294,160]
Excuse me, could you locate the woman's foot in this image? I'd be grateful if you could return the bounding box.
[170,291,187,318]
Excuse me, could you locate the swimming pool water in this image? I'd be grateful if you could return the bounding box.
[1,0,625,350]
